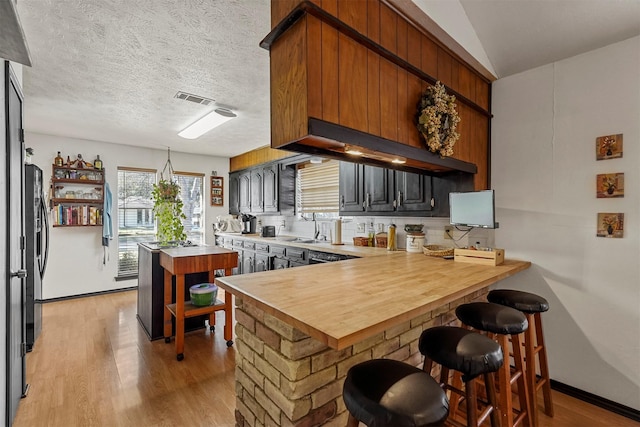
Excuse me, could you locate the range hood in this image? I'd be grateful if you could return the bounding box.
[263,1,491,179]
[281,118,477,175]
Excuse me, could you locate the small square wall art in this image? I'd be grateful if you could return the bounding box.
[596,173,624,198]
[596,134,623,160]
[596,213,624,238]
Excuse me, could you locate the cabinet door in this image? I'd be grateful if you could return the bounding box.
[363,165,395,212]
[272,257,288,270]
[255,254,270,272]
[339,161,364,214]
[395,171,433,212]
[242,250,255,274]
[250,169,264,213]
[228,172,241,215]
[238,171,251,214]
[263,163,279,213]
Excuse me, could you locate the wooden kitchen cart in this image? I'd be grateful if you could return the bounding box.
[159,246,238,361]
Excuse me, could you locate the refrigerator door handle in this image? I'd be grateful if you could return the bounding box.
[39,195,49,278]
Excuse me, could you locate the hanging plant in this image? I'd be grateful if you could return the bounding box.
[416,81,461,157]
[152,179,186,244]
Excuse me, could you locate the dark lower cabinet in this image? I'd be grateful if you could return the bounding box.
[255,253,270,272]
[137,243,209,340]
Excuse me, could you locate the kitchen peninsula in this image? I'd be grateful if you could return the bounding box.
[215,252,530,426]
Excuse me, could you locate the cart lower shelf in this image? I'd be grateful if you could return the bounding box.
[166,299,226,319]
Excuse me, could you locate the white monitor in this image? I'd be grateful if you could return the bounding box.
[449,190,497,229]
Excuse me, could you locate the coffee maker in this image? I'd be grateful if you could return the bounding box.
[241,214,257,234]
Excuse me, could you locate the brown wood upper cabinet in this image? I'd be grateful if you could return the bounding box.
[266,0,491,190]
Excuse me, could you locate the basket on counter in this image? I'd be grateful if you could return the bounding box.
[375,232,387,248]
[353,237,370,246]
[422,245,454,257]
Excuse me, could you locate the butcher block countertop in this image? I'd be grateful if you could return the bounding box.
[215,253,531,350]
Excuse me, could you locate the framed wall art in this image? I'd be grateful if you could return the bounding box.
[596,212,624,238]
[210,176,224,206]
[596,134,623,160]
[596,173,624,198]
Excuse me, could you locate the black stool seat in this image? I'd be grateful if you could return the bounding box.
[456,302,528,335]
[488,289,550,313]
[343,359,449,427]
[419,326,503,381]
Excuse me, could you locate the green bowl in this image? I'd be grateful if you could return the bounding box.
[189,283,218,307]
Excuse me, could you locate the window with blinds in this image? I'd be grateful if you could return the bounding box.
[117,168,156,278]
[296,160,339,217]
[173,172,204,245]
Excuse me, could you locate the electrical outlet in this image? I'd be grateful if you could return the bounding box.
[376,223,384,232]
[444,226,453,239]
[280,220,286,228]
[357,223,365,233]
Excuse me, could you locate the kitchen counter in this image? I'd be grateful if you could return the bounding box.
[216,252,530,350]
[215,250,530,426]
[214,231,396,257]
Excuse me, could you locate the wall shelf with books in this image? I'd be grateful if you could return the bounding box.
[51,164,105,227]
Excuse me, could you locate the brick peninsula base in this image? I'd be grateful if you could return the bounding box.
[233,289,488,427]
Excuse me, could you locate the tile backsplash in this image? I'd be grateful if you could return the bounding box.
[256,215,495,250]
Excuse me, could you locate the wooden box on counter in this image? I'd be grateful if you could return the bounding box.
[454,248,505,266]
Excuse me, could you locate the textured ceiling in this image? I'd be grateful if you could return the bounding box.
[17,0,272,158]
[15,0,640,158]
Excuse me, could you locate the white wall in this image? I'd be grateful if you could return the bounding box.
[26,133,230,299]
[492,36,640,409]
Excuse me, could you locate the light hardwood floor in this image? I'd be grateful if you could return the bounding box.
[14,290,639,427]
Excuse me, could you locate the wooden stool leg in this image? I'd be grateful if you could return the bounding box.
[512,332,532,427]
[535,313,554,417]
[524,314,538,427]
[450,369,464,422]
[497,334,515,427]
[484,372,501,427]
[466,378,479,427]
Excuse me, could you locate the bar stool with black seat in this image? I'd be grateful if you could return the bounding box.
[419,326,503,427]
[343,358,449,427]
[488,289,553,427]
[455,302,532,427]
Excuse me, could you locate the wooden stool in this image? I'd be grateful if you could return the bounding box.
[343,359,449,427]
[419,326,503,427]
[456,302,532,427]
[488,290,553,427]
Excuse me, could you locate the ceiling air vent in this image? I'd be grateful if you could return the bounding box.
[174,91,214,106]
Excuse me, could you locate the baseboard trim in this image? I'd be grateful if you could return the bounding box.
[42,286,137,303]
[550,379,640,422]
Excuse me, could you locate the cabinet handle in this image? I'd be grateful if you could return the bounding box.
[341,195,344,208]
[397,191,403,207]
[10,269,27,279]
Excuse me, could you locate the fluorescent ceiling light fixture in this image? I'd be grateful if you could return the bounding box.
[178,107,237,139]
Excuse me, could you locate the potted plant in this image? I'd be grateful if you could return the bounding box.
[152,179,186,244]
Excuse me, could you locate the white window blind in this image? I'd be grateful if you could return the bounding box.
[117,168,156,278]
[174,172,204,244]
[297,160,339,214]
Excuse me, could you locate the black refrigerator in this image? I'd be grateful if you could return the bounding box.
[24,164,49,351]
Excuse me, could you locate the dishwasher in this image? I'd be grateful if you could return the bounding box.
[308,250,357,264]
